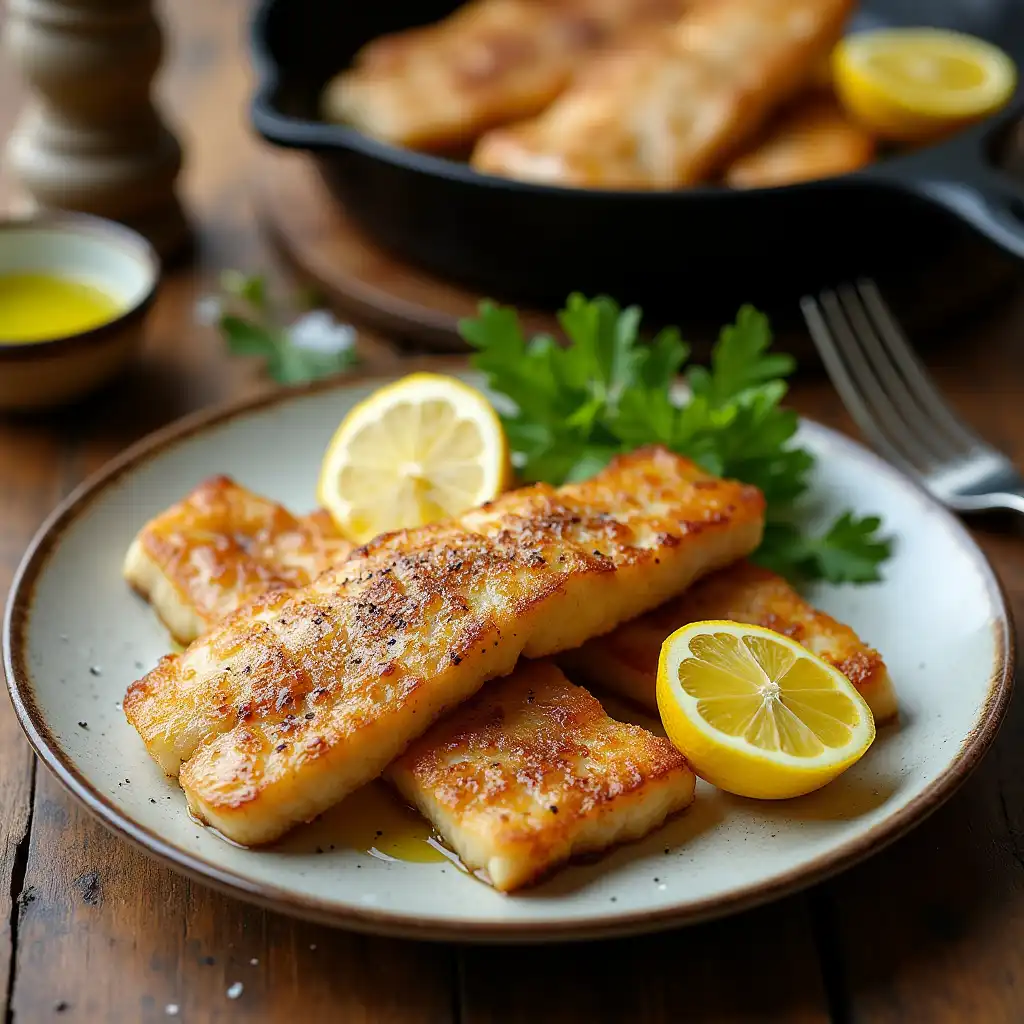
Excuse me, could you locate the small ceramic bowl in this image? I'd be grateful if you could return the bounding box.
[0,213,160,412]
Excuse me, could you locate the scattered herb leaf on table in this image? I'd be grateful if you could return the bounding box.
[212,271,358,385]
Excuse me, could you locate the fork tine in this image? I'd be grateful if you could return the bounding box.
[818,289,942,472]
[835,284,953,465]
[856,279,986,456]
[800,293,929,476]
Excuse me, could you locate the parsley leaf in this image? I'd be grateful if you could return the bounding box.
[213,272,357,386]
[460,294,892,585]
[754,514,893,584]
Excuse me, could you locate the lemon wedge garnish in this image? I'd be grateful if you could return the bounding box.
[317,372,511,544]
[833,28,1017,142]
[657,621,875,799]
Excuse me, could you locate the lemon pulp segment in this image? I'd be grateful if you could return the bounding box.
[657,621,876,799]
[317,373,511,543]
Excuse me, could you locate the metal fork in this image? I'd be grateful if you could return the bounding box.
[801,279,1024,516]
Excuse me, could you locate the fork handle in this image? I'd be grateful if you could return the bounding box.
[954,491,1024,517]
[874,107,1024,263]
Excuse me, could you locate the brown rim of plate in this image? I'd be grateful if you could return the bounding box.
[2,367,1017,943]
[0,211,161,362]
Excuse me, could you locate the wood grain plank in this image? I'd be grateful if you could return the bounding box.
[459,896,829,1023]
[0,424,64,1020]
[12,777,454,1022]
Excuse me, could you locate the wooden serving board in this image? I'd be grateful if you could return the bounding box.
[253,151,1019,363]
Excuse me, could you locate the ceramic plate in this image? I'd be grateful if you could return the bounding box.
[3,372,1014,942]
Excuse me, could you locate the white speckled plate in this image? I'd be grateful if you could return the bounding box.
[3,370,1014,942]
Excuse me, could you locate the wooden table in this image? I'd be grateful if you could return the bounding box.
[2,2,1024,1020]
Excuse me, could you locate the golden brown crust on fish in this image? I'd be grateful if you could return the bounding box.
[471,0,855,188]
[123,476,353,646]
[124,447,764,846]
[324,0,692,152]
[388,660,695,891]
[561,560,897,722]
[724,94,875,189]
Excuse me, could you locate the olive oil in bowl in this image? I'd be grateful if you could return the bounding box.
[0,272,124,344]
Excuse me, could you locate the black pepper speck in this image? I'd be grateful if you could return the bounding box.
[78,721,88,729]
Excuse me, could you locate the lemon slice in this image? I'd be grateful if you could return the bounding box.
[317,372,511,543]
[657,621,875,799]
[833,28,1017,142]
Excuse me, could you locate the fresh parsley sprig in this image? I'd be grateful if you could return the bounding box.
[459,293,892,585]
[212,271,358,385]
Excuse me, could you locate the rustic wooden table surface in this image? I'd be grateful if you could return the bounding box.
[2,2,1024,1021]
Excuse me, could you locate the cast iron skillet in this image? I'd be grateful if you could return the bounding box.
[250,0,1024,316]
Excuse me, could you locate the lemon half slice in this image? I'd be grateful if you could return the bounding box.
[317,372,511,544]
[833,29,1017,142]
[657,621,875,799]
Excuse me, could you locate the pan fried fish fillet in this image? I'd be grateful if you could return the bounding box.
[724,94,875,188]
[471,0,855,188]
[323,0,692,151]
[560,561,897,722]
[387,659,695,891]
[124,476,354,646]
[124,447,764,846]
[126,480,699,887]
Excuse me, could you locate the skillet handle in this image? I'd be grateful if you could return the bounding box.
[879,108,1024,261]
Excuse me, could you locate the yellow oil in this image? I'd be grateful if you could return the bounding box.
[0,272,123,343]
[281,781,453,864]
[188,779,458,865]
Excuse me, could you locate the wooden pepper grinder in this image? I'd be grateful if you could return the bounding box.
[2,0,190,260]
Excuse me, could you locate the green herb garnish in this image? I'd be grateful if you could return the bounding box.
[460,293,891,584]
[213,271,357,385]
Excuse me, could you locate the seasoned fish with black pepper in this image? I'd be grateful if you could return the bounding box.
[388,659,696,892]
[561,560,897,722]
[124,476,353,645]
[124,446,765,846]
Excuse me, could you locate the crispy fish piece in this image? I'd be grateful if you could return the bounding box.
[124,476,353,646]
[387,659,695,891]
[471,0,855,188]
[724,94,875,188]
[126,478,700,886]
[124,447,764,846]
[560,560,897,723]
[324,0,692,151]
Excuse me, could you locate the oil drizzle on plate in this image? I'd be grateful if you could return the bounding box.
[286,781,453,864]
[191,780,461,866]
